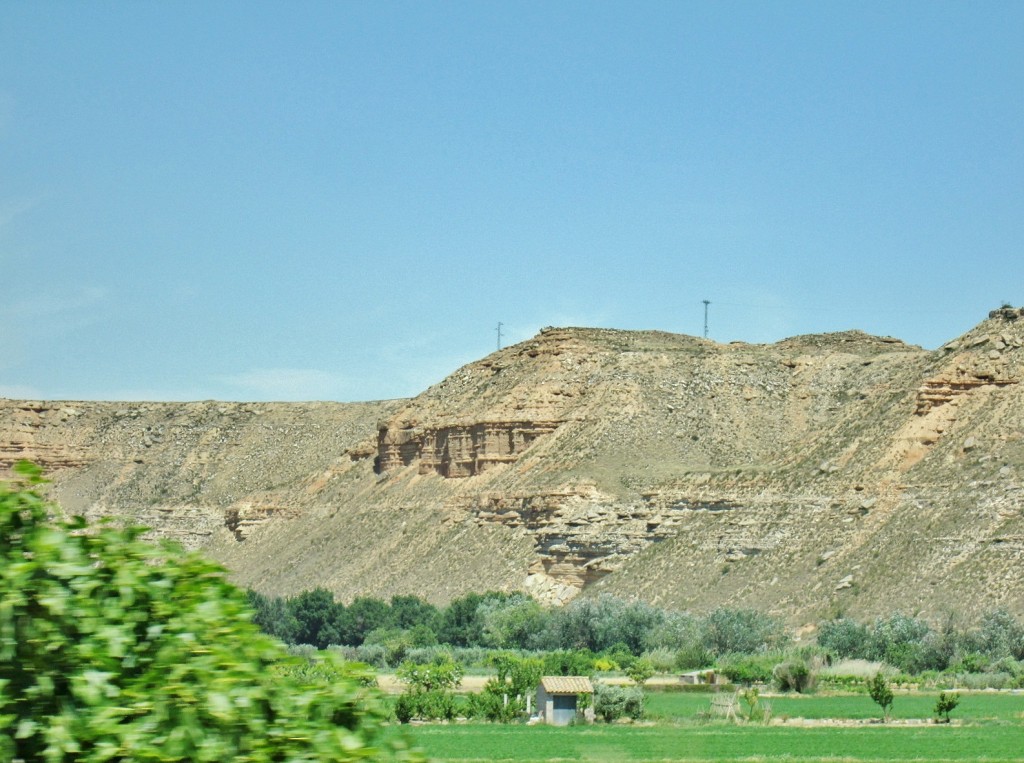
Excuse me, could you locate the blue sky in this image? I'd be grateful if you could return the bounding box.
[1,1,1021,402]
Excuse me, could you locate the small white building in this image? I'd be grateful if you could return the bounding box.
[536,676,594,726]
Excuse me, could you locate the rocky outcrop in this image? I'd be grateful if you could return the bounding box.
[4,308,1024,623]
[466,489,747,601]
[0,403,92,471]
[224,503,301,541]
[916,374,1018,414]
[917,327,1021,415]
[377,420,562,477]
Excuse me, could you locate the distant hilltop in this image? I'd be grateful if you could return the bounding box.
[3,308,1023,626]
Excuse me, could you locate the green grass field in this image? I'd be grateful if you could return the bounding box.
[646,690,1024,723]
[392,691,1024,762]
[401,724,1024,762]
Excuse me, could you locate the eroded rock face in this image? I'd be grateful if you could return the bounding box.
[4,308,1024,623]
[465,488,732,600]
[377,420,562,477]
[0,403,92,471]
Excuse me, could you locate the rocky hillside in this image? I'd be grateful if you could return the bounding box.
[3,307,1023,627]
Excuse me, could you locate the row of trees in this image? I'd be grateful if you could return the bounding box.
[250,585,1024,679]
[818,611,1024,674]
[248,588,789,659]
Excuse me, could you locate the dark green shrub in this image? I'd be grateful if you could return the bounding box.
[469,683,525,722]
[394,692,416,724]
[393,685,460,723]
[955,652,991,673]
[603,642,636,669]
[717,653,779,685]
[415,690,458,721]
[934,691,960,723]
[773,658,815,693]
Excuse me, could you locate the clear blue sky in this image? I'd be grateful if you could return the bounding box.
[1,1,1021,402]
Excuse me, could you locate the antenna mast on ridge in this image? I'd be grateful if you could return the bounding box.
[496,322,504,351]
[702,300,711,339]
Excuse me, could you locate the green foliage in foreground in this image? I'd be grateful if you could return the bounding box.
[0,462,419,762]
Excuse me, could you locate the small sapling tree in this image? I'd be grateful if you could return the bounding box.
[625,657,655,686]
[934,691,960,723]
[867,672,894,722]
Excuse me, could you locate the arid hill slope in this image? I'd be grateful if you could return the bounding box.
[3,308,1023,626]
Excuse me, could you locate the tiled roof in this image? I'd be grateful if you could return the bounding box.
[540,676,594,694]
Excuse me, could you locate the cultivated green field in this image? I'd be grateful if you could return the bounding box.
[646,690,1024,723]
[395,691,1024,763]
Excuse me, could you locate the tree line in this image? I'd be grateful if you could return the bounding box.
[247,587,1024,679]
[246,588,787,658]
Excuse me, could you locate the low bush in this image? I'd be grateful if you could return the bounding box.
[593,683,644,723]
[394,690,458,722]
[773,658,816,693]
[464,684,523,723]
[740,687,772,723]
[717,653,780,685]
[958,671,1013,690]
